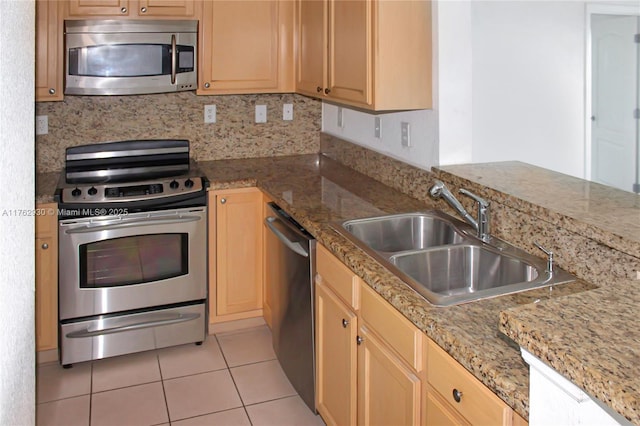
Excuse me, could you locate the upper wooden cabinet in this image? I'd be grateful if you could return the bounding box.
[66,0,196,18]
[198,0,294,94]
[296,0,432,111]
[36,0,63,102]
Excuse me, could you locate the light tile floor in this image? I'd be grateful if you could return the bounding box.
[36,325,326,426]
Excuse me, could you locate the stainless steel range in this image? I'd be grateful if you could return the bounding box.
[54,139,209,367]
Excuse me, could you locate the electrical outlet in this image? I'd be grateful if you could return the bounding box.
[401,122,411,147]
[283,104,293,121]
[255,105,267,123]
[35,115,48,135]
[374,117,382,138]
[337,107,344,128]
[204,105,216,123]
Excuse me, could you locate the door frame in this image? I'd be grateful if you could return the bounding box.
[584,3,640,183]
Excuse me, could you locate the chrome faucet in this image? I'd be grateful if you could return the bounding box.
[429,180,491,242]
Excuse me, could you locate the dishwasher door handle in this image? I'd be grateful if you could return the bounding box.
[265,216,309,257]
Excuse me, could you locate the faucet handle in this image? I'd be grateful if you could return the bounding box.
[534,242,554,274]
[459,188,490,207]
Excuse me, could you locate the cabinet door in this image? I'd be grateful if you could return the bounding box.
[326,0,371,106]
[215,188,264,317]
[357,324,421,426]
[67,0,130,17]
[200,0,292,94]
[295,0,326,97]
[424,387,470,426]
[35,205,58,352]
[315,280,357,426]
[36,0,63,101]
[137,0,195,17]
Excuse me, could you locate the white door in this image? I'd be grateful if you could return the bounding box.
[591,14,639,193]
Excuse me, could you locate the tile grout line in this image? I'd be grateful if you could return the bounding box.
[156,351,173,425]
[88,361,93,426]
[213,333,254,426]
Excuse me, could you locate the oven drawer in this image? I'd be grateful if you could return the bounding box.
[60,302,205,365]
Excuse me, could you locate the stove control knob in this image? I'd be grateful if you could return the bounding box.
[71,188,82,197]
[184,179,194,188]
[170,180,180,189]
[88,187,98,196]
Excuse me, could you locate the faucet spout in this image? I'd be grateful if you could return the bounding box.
[429,180,491,242]
[429,180,478,230]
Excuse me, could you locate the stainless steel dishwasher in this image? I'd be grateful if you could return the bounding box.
[264,202,317,413]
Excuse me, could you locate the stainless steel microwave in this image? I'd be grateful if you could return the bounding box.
[64,20,197,96]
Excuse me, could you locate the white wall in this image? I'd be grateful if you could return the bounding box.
[0,0,36,423]
[470,0,586,178]
[321,1,594,179]
[322,103,438,170]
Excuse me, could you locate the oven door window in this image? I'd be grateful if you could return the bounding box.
[79,234,188,288]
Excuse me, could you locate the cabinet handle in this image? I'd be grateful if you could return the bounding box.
[316,86,322,93]
[324,88,331,95]
[204,82,211,89]
[452,388,463,403]
[48,88,55,95]
[140,6,147,13]
[341,319,348,328]
[220,198,227,204]
[356,335,363,345]
[41,243,49,250]
[120,7,127,13]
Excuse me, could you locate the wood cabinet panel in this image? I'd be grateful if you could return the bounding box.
[35,204,58,352]
[199,0,293,94]
[360,282,422,372]
[295,0,432,110]
[316,244,360,310]
[295,0,325,97]
[326,0,371,105]
[210,189,264,322]
[357,324,421,426]
[427,339,513,425]
[315,280,358,426]
[36,0,63,101]
[66,0,195,18]
[424,386,470,426]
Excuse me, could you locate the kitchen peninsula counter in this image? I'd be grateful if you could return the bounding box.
[198,154,597,421]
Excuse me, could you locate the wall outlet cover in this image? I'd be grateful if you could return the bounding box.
[35,115,48,135]
[283,104,293,121]
[255,105,267,123]
[401,122,411,147]
[204,105,216,124]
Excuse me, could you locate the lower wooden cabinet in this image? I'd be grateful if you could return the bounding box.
[358,324,421,425]
[208,188,264,324]
[315,244,422,426]
[315,243,528,426]
[35,203,58,352]
[315,278,358,426]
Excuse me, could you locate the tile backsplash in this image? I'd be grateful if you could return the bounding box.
[35,92,321,173]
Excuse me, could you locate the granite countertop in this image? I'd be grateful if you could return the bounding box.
[38,155,634,422]
[197,154,598,420]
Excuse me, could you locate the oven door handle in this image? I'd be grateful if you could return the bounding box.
[64,215,202,234]
[65,312,201,338]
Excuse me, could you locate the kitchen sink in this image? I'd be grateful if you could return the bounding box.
[341,212,467,253]
[333,211,575,306]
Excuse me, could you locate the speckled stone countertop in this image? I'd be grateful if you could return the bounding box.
[500,279,640,424]
[36,155,610,421]
[435,161,640,259]
[197,154,598,420]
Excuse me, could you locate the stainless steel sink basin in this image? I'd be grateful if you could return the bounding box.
[332,211,576,306]
[341,212,467,253]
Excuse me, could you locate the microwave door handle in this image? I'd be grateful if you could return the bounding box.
[171,34,177,85]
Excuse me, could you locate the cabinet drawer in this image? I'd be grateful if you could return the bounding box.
[316,244,360,310]
[427,340,512,425]
[360,283,422,371]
